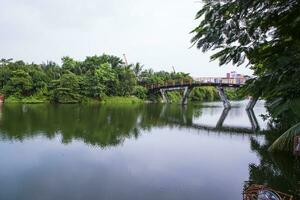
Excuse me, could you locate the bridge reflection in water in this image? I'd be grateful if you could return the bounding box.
[0,101,264,149]
[159,104,261,135]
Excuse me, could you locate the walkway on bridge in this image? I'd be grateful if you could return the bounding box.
[146,77,258,110]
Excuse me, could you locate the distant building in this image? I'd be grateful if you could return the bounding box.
[193,72,248,85]
[223,71,247,84]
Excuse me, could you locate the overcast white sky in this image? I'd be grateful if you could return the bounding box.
[0,0,253,77]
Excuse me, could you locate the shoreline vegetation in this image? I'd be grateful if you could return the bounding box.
[0,55,243,105]
[2,92,241,105]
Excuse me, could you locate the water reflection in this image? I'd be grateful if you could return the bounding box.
[158,103,261,135]
[215,108,230,128]
[0,102,299,200]
[0,104,144,147]
[247,109,260,132]
[189,108,260,133]
[247,133,300,199]
[0,103,261,147]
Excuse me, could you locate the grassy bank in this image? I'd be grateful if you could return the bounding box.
[4,95,48,104]
[100,96,144,104]
[3,95,144,105]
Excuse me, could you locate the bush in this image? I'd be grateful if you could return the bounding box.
[133,86,147,99]
[50,88,82,104]
[166,91,182,103]
[190,87,219,102]
[225,88,244,100]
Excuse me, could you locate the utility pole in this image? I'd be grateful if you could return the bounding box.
[172,66,176,73]
[123,54,128,65]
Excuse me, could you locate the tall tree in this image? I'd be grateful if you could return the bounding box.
[133,62,144,82]
[191,0,300,151]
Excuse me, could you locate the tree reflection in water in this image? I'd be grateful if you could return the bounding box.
[0,103,299,199]
[248,132,300,199]
[0,103,260,146]
[0,104,200,147]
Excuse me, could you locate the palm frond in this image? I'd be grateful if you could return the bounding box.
[268,122,300,152]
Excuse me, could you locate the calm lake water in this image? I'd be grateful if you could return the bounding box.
[0,101,299,200]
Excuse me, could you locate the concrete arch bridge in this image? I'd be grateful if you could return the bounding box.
[146,77,257,110]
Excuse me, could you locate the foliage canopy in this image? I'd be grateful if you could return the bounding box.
[192,0,300,125]
[0,54,192,103]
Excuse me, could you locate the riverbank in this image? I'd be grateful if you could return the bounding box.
[3,96,145,105]
[4,95,49,104]
[100,96,144,104]
[2,87,244,104]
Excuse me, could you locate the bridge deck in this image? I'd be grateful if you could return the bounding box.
[146,78,245,90]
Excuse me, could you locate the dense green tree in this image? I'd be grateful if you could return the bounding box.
[50,72,82,103]
[115,67,137,96]
[191,0,300,115]
[0,66,12,89]
[62,56,81,74]
[95,63,118,95]
[42,61,62,80]
[81,74,105,99]
[4,70,33,96]
[132,62,144,82]
[28,66,48,92]
[101,54,124,68]
[81,55,103,74]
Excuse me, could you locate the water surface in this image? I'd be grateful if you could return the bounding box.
[0,101,299,200]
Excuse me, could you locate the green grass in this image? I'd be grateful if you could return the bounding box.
[101,96,144,104]
[81,97,101,104]
[5,95,48,104]
[4,95,144,105]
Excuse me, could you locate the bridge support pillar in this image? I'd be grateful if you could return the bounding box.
[160,89,167,103]
[217,86,231,109]
[246,109,260,131]
[181,87,191,105]
[216,108,230,129]
[246,97,258,110]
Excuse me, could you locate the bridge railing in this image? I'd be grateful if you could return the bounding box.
[195,77,246,85]
[145,78,246,90]
[145,79,193,89]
